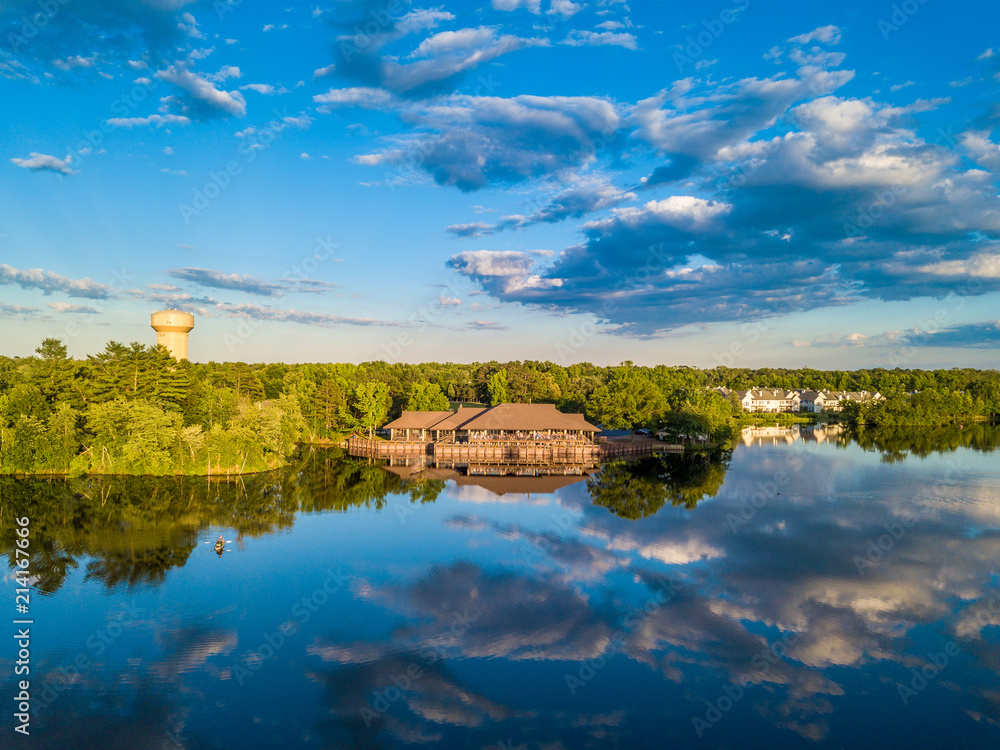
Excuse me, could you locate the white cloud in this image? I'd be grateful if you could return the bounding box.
[447,222,494,238]
[156,64,247,117]
[352,93,621,190]
[448,250,562,294]
[583,527,725,565]
[916,250,1000,279]
[213,301,389,327]
[396,8,456,35]
[561,30,638,50]
[0,304,40,317]
[383,28,550,92]
[178,11,203,39]
[788,25,841,45]
[491,0,541,13]
[0,263,111,298]
[411,27,496,58]
[239,83,288,95]
[548,0,582,18]
[52,55,98,71]
[206,64,241,82]
[629,65,855,177]
[107,113,191,127]
[10,152,76,175]
[47,302,99,314]
[586,196,732,234]
[313,86,397,111]
[961,130,1000,172]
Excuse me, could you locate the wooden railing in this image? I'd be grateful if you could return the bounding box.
[346,436,685,462]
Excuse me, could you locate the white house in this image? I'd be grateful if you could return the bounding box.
[718,387,882,413]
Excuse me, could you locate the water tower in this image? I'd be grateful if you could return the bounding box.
[150,310,195,361]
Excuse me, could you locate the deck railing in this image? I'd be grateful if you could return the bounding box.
[347,436,684,462]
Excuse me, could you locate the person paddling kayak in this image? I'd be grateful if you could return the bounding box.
[214,535,226,556]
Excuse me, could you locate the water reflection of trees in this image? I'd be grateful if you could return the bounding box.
[851,423,1000,462]
[296,449,446,512]
[17,425,992,592]
[0,449,438,595]
[587,450,732,519]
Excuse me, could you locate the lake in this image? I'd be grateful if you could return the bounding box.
[2,424,999,748]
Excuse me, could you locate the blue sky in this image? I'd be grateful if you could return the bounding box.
[1,0,998,367]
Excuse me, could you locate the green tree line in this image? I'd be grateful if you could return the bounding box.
[1,338,997,475]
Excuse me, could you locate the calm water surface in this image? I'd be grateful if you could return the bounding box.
[2,425,999,749]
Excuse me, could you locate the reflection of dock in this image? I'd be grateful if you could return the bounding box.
[347,436,683,463]
[739,424,843,447]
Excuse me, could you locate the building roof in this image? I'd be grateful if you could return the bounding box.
[747,388,800,400]
[799,390,824,400]
[384,411,454,430]
[459,402,599,432]
[384,403,599,433]
[429,406,488,431]
[835,391,876,402]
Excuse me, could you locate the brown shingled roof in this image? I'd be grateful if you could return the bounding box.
[459,403,599,432]
[429,406,488,431]
[384,411,454,430]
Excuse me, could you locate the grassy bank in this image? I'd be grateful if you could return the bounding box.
[737,412,832,426]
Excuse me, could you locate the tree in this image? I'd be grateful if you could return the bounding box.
[588,450,732,518]
[0,415,46,473]
[488,369,510,406]
[2,384,48,424]
[352,381,390,438]
[85,398,179,474]
[405,382,450,411]
[311,377,348,434]
[587,460,668,519]
[32,340,83,409]
[35,338,68,360]
[43,402,80,474]
[587,363,665,435]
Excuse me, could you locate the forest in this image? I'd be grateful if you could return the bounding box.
[1,337,997,475]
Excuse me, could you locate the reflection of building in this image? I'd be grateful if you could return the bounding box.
[383,460,596,497]
[739,423,844,447]
[718,387,882,413]
[739,425,799,446]
[150,309,195,361]
[800,423,843,443]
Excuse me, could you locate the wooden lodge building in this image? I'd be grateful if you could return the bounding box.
[348,403,680,464]
[384,403,600,444]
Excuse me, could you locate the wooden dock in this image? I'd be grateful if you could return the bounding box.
[346,437,684,463]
